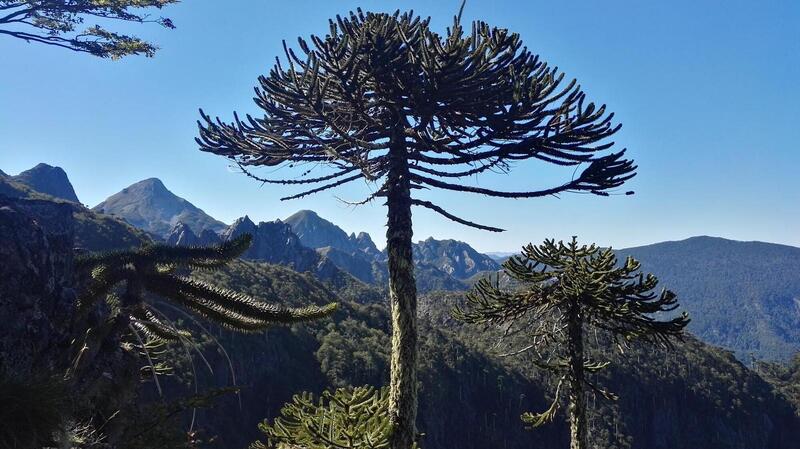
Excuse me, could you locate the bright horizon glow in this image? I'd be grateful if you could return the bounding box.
[1,0,798,252]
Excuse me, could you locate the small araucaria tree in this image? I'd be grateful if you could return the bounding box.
[196,9,636,449]
[251,386,396,449]
[0,0,178,58]
[454,238,690,449]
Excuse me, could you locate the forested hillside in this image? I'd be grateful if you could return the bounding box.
[5,179,796,448]
[178,261,800,449]
[620,237,800,361]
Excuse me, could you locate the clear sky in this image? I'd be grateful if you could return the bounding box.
[1,0,798,252]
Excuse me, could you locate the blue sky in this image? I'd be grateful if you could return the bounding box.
[1,0,798,252]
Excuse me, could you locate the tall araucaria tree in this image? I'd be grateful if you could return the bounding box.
[454,238,690,449]
[196,9,636,449]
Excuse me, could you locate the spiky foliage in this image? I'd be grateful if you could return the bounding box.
[76,234,338,340]
[454,237,689,449]
[196,8,636,448]
[0,0,178,58]
[0,374,69,449]
[251,386,410,449]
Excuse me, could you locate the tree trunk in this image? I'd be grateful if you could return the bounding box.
[566,301,588,449]
[386,126,418,449]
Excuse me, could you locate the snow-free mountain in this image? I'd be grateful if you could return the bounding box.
[93,178,226,237]
[13,164,799,362]
[6,163,80,203]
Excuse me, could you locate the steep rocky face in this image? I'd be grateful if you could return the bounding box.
[353,231,383,260]
[222,216,340,279]
[165,221,221,246]
[317,246,380,284]
[166,222,222,246]
[199,228,222,246]
[12,163,80,203]
[92,178,226,237]
[285,210,384,260]
[0,197,76,376]
[412,237,500,279]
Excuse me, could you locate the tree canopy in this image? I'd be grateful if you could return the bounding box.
[0,0,177,58]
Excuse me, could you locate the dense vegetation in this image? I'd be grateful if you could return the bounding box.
[619,237,800,361]
[180,259,800,449]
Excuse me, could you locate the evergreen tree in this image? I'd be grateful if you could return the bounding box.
[454,237,689,449]
[76,234,337,342]
[196,9,635,448]
[251,386,398,449]
[0,0,178,58]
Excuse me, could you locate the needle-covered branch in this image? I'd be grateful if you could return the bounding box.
[76,234,337,340]
[0,0,178,58]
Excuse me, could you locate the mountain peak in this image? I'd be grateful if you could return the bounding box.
[413,237,500,279]
[93,178,226,237]
[12,163,80,203]
[285,209,384,260]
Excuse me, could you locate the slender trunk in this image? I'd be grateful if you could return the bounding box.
[566,301,588,449]
[386,125,418,449]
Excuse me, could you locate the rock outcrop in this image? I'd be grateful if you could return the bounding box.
[412,237,500,279]
[222,216,341,280]
[0,197,76,376]
[12,163,80,203]
[165,221,221,247]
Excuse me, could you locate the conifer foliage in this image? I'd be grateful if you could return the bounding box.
[76,234,337,341]
[196,9,636,449]
[251,386,398,449]
[0,0,178,58]
[454,237,689,449]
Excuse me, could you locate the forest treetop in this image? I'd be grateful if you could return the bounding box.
[197,8,636,232]
[0,0,177,58]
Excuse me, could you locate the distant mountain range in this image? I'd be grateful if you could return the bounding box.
[4,163,800,361]
[4,162,800,448]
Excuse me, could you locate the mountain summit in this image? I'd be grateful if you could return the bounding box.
[12,163,80,203]
[413,237,500,279]
[285,210,383,260]
[93,178,226,237]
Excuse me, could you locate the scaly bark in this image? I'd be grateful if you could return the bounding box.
[386,125,418,449]
[566,300,588,449]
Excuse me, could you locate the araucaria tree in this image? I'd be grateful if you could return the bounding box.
[0,0,178,58]
[454,238,690,449]
[196,9,636,449]
[77,234,337,342]
[251,386,395,449]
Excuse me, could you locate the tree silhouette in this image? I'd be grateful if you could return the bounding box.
[0,0,178,58]
[76,234,337,342]
[454,237,689,449]
[196,9,635,448]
